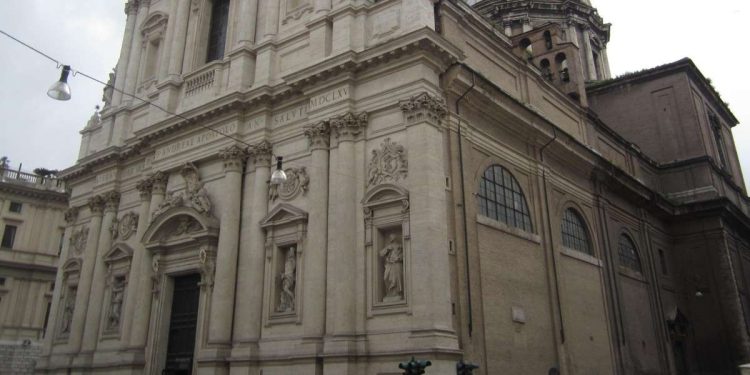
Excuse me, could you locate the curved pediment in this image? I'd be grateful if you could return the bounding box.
[362,183,409,206]
[103,244,134,264]
[260,203,308,229]
[62,258,82,274]
[142,206,219,246]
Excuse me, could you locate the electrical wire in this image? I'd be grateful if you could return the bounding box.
[0,29,253,148]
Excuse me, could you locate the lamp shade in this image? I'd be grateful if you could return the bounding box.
[270,156,287,184]
[47,65,71,101]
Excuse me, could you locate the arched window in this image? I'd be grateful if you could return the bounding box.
[618,234,642,273]
[520,38,533,61]
[561,208,592,255]
[544,30,553,50]
[555,53,569,82]
[478,165,533,232]
[540,59,553,81]
[206,0,230,62]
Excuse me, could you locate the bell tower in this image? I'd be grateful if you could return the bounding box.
[473,0,611,103]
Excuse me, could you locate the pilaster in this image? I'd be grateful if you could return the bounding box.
[122,2,149,105]
[112,1,140,106]
[122,178,152,350]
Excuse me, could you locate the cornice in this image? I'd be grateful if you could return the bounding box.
[0,181,69,204]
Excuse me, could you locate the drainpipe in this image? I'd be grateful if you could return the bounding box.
[456,71,476,336]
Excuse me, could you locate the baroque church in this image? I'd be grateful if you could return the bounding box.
[38,0,750,374]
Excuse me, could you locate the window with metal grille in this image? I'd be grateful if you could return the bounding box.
[206,0,230,62]
[478,165,533,232]
[618,234,642,273]
[1,225,17,249]
[9,202,22,213]
[561,208,592,255]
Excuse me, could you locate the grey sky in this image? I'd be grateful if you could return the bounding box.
[1,0,748,189]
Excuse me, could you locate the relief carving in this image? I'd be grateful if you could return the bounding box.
[198,247,215,290]
[64,207,79,224]
[399,92,447,125]
[367,138,408,187]
[152,163,212,218]
[106,276,126,331]
[60,287,76,335]
[277,247,297,313]
[269,167,309,202]
[69,227,89,255]
[117,212,139,241]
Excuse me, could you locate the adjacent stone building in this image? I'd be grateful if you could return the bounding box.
[0,165,67,373]
[38,0,750,374]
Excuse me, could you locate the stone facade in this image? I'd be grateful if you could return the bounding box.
[37,0,750,374]
[0,166,68,373]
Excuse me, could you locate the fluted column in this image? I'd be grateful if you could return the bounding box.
[112,1,139,106]
[68,196,105,353]
[123,2,149,104]
[303,122,330,339]
[81,191,121,353]
[167,0,191,80]
[325,113,367,346]
[121,178,152,347]
[208,145,246,346]
[131,171,167,348]
[232,141,270,354]
[41,207,79,357]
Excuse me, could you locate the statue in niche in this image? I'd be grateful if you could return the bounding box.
[379,233,404,302]
[277,247,297,313]
[61,288,76,334]
[107,277,125,331]
[182,163,212,215]
[102,69,115,108]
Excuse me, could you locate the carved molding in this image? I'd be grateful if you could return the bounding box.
[136,178,153,200]
[367,138,408,187]
[269,167,309,202]
[150,171,169,195]
[331,112,368,141]
[304,121,331,150]
[399,92,447,126]
[103,191,121,212]
[249,140,273,167]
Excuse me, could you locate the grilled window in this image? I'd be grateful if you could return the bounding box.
[618,234,642,273]
[478,165,533,232]
[9,202,22,213]
[561,208,592,256]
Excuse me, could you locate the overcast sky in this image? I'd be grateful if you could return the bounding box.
[0,0,748,188]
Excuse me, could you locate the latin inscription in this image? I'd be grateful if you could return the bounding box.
[96,170,117,185]
[155,123,239,160]
[272,86,351,128]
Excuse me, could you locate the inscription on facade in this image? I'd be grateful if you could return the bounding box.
[96,170,117,185]
[155,123,239,160]
[272,86,350,128]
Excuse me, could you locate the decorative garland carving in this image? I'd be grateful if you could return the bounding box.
[367,138,408,187]
[269,167,309,202]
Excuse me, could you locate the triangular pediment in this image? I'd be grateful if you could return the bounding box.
[103,244,134,264]
[260,203,308,229]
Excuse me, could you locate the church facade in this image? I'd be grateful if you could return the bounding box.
[38,0,750,374]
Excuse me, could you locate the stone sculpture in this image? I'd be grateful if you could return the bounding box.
[367,138,408,187]
[277,247,297,313]
[107,278,125,331]
[379,233,404,302]
[60,289,76,334]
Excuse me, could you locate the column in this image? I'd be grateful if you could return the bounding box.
[167,0,191,80]
[68,195,105,354]
[121,178,152,346]
[81,191,121,353]
[41,207,79,358]
[207,146,245,347]
[232,142,270,356]
[582,28,598,81]
[123,2,149,104]
[314,0,331,16]
[131,171,168,348]
[303,122,330,339]
[112,1,139,106]
[261,0,280,40]
[234,0,259,48]
[325,113,367,353]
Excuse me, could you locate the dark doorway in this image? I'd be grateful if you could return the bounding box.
[163,273,201,375]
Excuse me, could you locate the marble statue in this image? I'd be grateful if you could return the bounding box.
[277,247,296,313]
[379,233,404,302]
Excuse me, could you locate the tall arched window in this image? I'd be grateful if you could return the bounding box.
[555,53,569,82]
[561,208,592,256]
[543,30,553,50]
[540,59,553,81]
[206,0,230,62]
[618,234,642,273]
[478,165,533,232]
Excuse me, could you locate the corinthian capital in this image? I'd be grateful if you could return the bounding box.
[249,140,273,168]
[64,207,79,224]
[304,121,331,150]
[103,191,121,212]
[219,144,248,173]
[399,92,447,126]
[88,195,106,215]
[331,112,368,142]
[150,171,169,195]
[124,0,140,15]
[136,178,153,200]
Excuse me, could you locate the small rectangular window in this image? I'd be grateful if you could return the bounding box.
[0,277,6,286]
[9,202,22,213]
[2,225,17,249]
